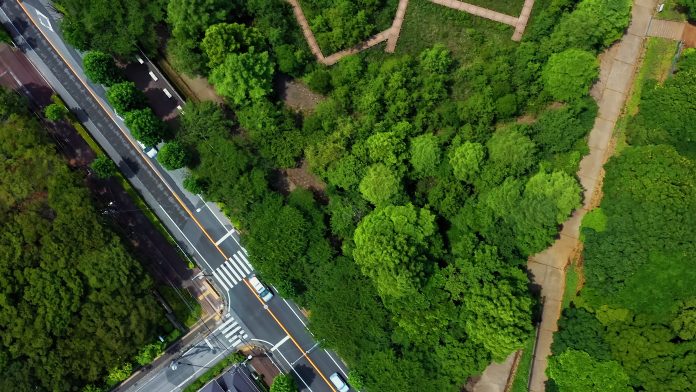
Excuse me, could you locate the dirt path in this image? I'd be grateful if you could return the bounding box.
[287,0,534,65]
[525,0,658,391]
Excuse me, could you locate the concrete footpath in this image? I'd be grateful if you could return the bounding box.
[526,0,659,391]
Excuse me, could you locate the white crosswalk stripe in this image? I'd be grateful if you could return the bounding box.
[217,316,249,347]
[212,251,255,291]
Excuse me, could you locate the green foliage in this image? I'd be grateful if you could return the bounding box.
[552,307,612,360]
[44,103,69,121]
[353,204,440,299]
[530,98,598,155]
[678,0,696,19]
[157,141,189,170]
[0,87,27,121]
[546,0,633,53]
[0,26,11,44]
[547,349,632,392]
[543,49,599,102]
[201,23,265,69]
[183,175,208,195]
[124,108,165,147]
[178,100,232,143]
[134,342,165,366]
[0,102,164,390]
[90,155,118,179]
[449,142,485,182]
[166,0,236,76]
[83,51,123,86]
[270,373,297,392]
[359,163,401,206]
[58,0,166,56]
[107,82,146,115]
[409,134,441,178]
[209,51,275,105]
[158,286,202,328]
[307,0,384,52]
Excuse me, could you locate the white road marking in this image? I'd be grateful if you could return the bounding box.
[271,336,291,352]
[275,347,314,392]
[282,298,312,334]
[213,267,233,291]
[204,338,214,351]
[230,254,249,276]
[222,260,242,281]
[35,10,52,31]
[221,322,238,335]
[234,252,253,273]
[325,350,349,378]
[214,229,235,245]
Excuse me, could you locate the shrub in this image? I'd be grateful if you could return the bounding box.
[542,49,599,102]
[44,103,69,121]
[83,51,122,86]
[270,373,297,392]
[90,155,117,179]
[157,141,189,170]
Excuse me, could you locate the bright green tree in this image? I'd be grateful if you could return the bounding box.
[157,141,189,170]
[124,108,164,147]
[353,204,441,299]
[270,373,297,392]
[409,134,441,178]
[359,163,400,206]
[201,23,265,69]
[449,142,485,182]
[83,51,122,86]
[90,155,117,179]
[179,100,232,143]
[44,103,69,121]
[107,82,146,115]
[547,349,632,392]
[543,49,599,102]
[209,51,274,106]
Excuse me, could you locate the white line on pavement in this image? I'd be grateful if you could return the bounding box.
[271,336,291,352]
[275,347,314,392]
[230,254,249,276]
[282,298,312,334]
[214,229,235,245]
[222,260,243,281]
[324,350,349,378]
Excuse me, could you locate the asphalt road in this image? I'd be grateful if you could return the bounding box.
[0,1,350,391]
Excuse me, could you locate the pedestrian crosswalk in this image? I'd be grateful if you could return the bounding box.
[212,250,254,291]
[219,316,248,347]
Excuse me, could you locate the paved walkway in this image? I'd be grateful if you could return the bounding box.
[647,18,686,40]
[288,0,534,65]
[526,0,658,391]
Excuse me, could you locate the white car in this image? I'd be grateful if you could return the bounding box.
[248,275,273,302]
[329,373,349,392]
[136,140,158,158]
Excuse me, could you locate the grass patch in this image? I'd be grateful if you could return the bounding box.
[183,352,247,392]
[395,0,515,61]
[464,0,525,15]
[159,285,202,328]
[655,0,688,21]
[510,333,536,392]
[562,264,580,309]
[613,38,678,153]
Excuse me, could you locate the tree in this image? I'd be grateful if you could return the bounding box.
[678,0,696,21]
[353,204,441,299]
[542,49,599,102]
[183,175,208,195]
[179,100,232,143]
[83,51,122,86]
[547,349,632,392]
[270,373,297,392]
[409,134,441,178]
[359,164,400,206]
[552,307,612,360]
[483,128,536,183]
[157,141,189,170]
[419,44,453,74]
[673,298,696,340]
[59,0,166,56]
[124,108,165,147]
[44,103,69,121]
[90,155,117,179]
[107,82,146,115]
[201,23,265,69]
[449,142,485,182]
[0,87,27,121]
[209,51,275,106]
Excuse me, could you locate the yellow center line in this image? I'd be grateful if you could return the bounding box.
[15,2,337,390]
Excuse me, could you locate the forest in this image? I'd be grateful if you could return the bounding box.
[54,0,634,390]
[0,88,167,390]
[546,48,696,390]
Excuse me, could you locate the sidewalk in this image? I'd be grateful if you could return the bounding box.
[526,0,659,390]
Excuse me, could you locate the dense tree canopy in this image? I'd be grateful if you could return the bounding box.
[83,51,123,86]
[124,108,166,147]
[107,82,146,115]
[543,49,599,102]
[0,94,163,390]
[58,0,166,56]
[548,349,632,392]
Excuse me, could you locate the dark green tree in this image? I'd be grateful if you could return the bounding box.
[107,82,146,115]
[44,103,69,121]
[124,108,165,147]
[270,373,297,392]
[157,141,189,170]
[83,51,123,86]
[90,155,117,179]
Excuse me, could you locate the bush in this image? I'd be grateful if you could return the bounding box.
[306,68,333,94]
[104,362,132,388]
[124,108,165,147]
[90,155,117,179]
[134,342,165,366]
[542,49,599,102]
[44,103,69,121]
[183,175,208,195]
[183,352,246,392]
[107,82,146,115]
[270,373,297,392]
[83,51,122,86]
[157,141,189,170]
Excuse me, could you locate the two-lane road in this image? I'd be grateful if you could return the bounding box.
[0,0,349,390]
